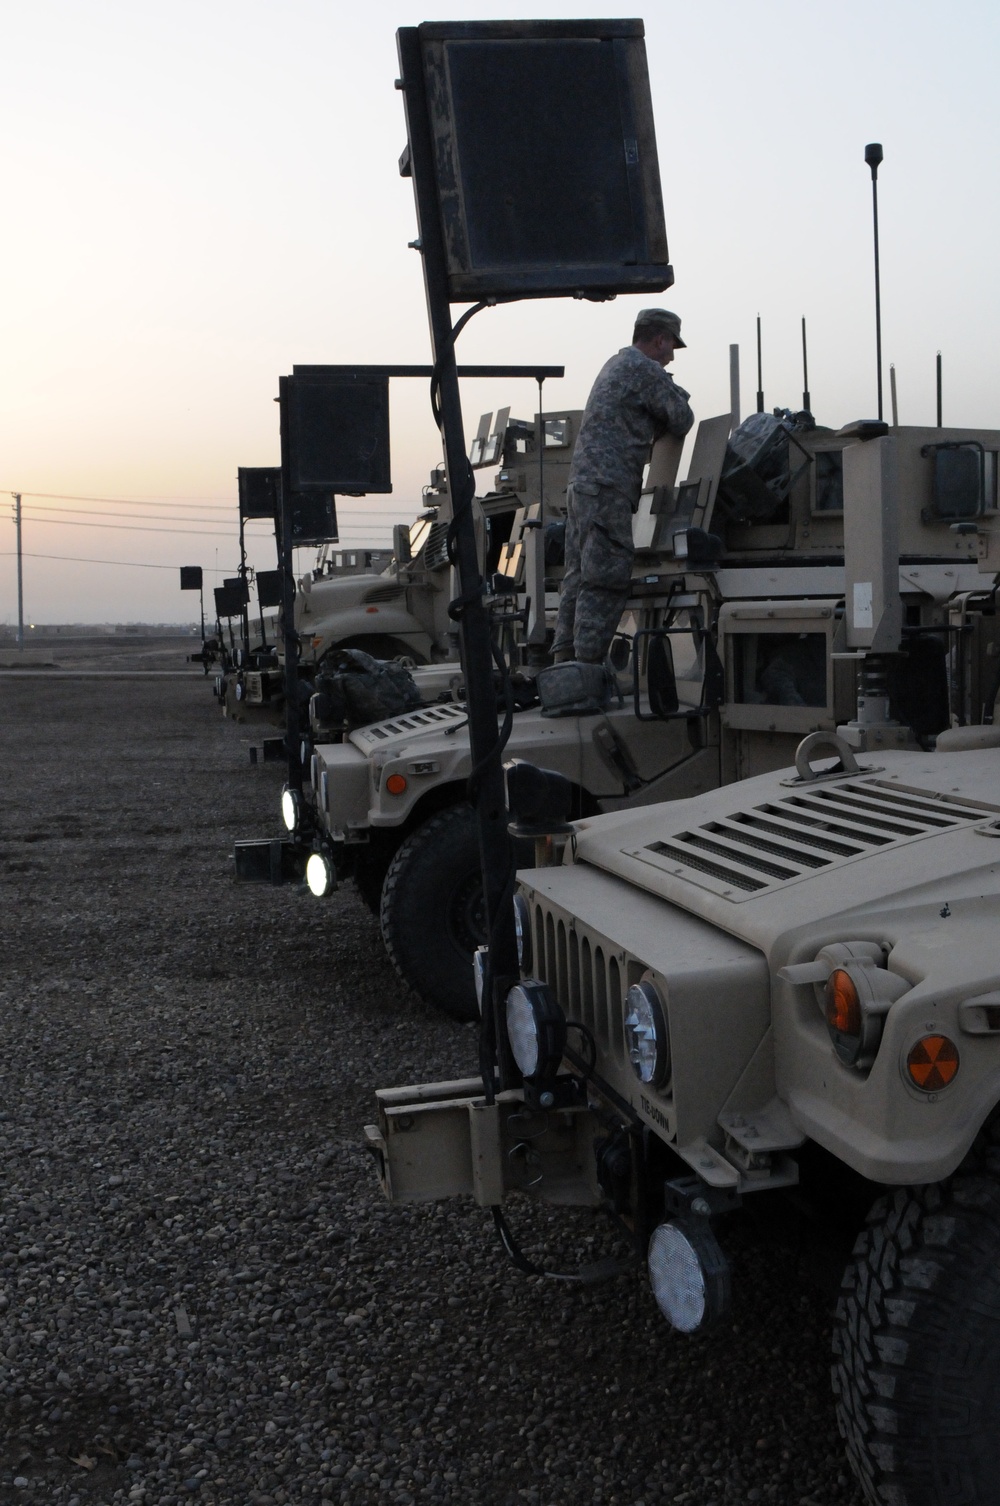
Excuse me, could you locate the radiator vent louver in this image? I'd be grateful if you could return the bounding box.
[360,582,407,605]
[632,777,996,903]
[422,520,451,571]
[350,701,467,751]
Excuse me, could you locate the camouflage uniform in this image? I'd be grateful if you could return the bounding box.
[553,345,693,663]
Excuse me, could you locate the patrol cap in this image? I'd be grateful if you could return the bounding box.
[634,308,686,348]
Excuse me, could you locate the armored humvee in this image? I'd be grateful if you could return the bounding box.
[277,415,1000,1024]
[368,425,1000,1506]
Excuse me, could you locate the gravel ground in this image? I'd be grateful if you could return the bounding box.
[0,639,866,1506]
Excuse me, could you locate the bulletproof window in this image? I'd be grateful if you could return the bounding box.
[732,632,828,708]
[812,450,844,513]
[407,516,434,559]
[544,418,572,448]
[921,441,985,521]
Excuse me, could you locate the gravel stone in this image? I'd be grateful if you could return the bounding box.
[0,638,866,1504]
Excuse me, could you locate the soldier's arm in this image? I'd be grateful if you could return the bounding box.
[646,368,694,437]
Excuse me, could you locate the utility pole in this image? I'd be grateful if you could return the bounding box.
[12,493,23,650]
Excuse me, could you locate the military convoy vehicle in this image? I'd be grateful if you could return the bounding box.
[367,422,1000,1506]
[227,408,577,729]
[273,413,1000,1027]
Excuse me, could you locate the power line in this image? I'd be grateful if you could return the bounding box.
[3,488,425,515]
[0,550,238,573]
[17,503,390,537]
[22,502,258,526]
[11,516,242,539]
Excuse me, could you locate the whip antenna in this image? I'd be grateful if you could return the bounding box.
[865,142,884,420]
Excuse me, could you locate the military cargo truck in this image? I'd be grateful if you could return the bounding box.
[368,425,1000,1506]
[277,417,1000,1022]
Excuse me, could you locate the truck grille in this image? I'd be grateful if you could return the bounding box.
[631,777,995,902]
[530,904,627,1058]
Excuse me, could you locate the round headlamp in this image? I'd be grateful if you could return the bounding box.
[305,851,334,898]
[505,980,566,1080]
[624,980,670,1087]
[280,786,301,833]
[647,1218,730,1333]
[512,894,532,973]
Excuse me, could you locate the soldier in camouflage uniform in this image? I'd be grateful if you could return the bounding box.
[553,309,694,665]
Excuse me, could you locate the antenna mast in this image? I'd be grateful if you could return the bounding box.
[756,315,764,414]
[865,142,884,420]
[801,317,811,411]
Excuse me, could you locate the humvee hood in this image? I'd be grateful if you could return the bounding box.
[569,748,1000,947]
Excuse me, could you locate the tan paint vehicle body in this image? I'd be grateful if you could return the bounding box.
[303,424,1000,1015]
[363,424,1000,1506]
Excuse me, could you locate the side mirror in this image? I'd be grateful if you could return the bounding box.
[647,635,679,717]
[393,523,413,564]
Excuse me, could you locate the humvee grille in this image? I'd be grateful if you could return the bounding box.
[531,903,627,1060]
[632,777,996,903]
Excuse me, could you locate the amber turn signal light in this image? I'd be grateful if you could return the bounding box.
[825,969,861,1038]
[906,1035,959,1092]
[385,773,408,796]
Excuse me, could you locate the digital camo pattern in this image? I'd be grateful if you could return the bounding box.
[567,345,693,498]
[553,345,694,663]
[553,484,635,664]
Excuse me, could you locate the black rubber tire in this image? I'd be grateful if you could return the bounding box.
[833,1118,1000,1506]
[380,804,485,1022]
[353,847,393,916]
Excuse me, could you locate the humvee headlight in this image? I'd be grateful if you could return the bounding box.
[647,1218,730,1333]
[305,852,334,898]
[280,786,301,833]
[505,980,566,1080]
[513,894,532,972]
[624,981,670,1087]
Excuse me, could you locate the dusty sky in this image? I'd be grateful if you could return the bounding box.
[2,0,998,624]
